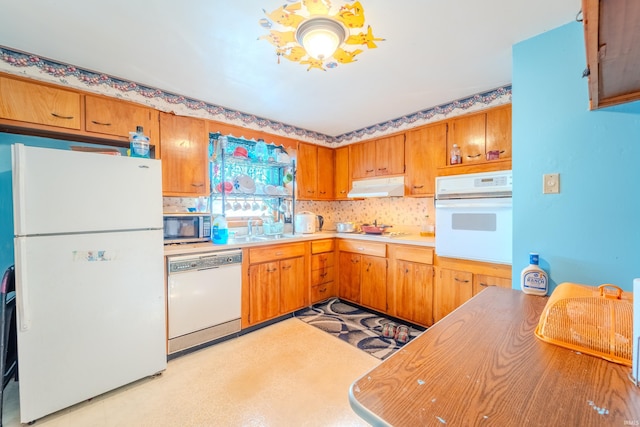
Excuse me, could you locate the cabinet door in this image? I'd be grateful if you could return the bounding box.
[339,252,361,303]
[85,95,159,141]
[316,146,334,199]
[394,260,434,326]
[434,268,473,322]
[159,113,208,196]
[360,255,387,312]
[485,105,512,160]
[296,142,318,200]
[334,146,350,200]
[0,76,81,129]
[405,123,447,196]
[473,274,512,295]
[376,134,405,176]
[350,141,376,179]
[249,262,281,324]
[448,113,486,165]
[280,256,307,313]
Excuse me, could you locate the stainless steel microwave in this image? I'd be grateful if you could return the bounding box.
[163,214,211,244]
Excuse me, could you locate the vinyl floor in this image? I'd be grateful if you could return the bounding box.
[1,317,379,426]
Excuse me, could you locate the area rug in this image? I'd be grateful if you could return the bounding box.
[295,298,425,360]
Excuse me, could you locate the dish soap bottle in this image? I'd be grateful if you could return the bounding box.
[212,215,228,244]
[450,144,461,165]
[520,253,548,296]
[129,126,150,158]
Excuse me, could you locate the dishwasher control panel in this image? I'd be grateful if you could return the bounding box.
[168,250,242,273]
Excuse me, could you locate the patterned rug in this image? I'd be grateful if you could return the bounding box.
[295,298,425,360]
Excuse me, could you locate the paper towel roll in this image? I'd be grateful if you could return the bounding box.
[633,278,640,385]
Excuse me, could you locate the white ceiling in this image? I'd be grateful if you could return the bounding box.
[0,0,580,137]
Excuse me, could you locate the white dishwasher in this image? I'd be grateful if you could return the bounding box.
[167,249,242,355]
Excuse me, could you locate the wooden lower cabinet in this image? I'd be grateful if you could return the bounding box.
[338,240,387,311]
[310,239,336,304]
[244,243,307,327]
[434,256,512,323]
[388,245,435,327]
[434,268,474,323]
[338,252,362,303]
[359,256,387,312]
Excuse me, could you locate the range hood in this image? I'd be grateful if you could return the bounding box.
[347,176,405,198]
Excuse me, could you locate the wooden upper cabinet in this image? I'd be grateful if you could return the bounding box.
[485,105,512,160]
[405,123,447,196]
[159,112,208,196]
[296,142,334,200]
[334,146,350,200]
[85,95,159,142]
[350,140,376,179]
[316,146,334,199]
[0,75,81,130]
[447,104,512,167]
[351,135,405,180]
[448,112,486,164]
[296,142,318,199]
[582,0,640,109]
[375,134,405,176]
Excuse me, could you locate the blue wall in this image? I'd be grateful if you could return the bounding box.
[512,22,640,292]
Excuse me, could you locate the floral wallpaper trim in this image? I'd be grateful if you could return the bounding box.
[0,45,510,145]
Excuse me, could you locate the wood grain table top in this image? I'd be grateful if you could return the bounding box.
[349,287,640,426]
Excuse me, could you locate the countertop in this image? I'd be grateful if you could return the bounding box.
[348,287,640,426]
[163,231,435,257]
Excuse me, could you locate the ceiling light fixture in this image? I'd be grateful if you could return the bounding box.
[259,1,384,71]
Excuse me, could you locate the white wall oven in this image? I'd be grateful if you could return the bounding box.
[435,171,512,264]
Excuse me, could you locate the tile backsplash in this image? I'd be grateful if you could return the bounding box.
[297,198,434,232]
[164,196,435,233]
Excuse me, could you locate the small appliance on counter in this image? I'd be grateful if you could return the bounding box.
[163,213,211,244]
[294,211,318,234]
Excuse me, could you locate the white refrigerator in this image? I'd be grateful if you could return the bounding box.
[11,143,167,423]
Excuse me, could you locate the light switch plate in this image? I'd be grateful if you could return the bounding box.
[543,173,560,194]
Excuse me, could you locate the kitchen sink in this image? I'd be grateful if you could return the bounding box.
[231,233,296,243]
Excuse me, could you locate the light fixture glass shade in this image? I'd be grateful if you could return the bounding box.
[296,17,346,60]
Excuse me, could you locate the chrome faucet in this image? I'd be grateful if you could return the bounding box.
[247,219,254,238]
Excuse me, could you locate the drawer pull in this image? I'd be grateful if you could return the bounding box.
[454,277,470,283]
[466,153,482,159]
[412,185,424,189]
[366,169,374,173]
[351,259,359,264]
[366,262,371,272]
[50,112,74,120]
[320,272,328,278]
[479,282,495,288]
[377,167,387,171]
[319,288,326,293]
[267,268,277,273]
[91,120,112,126]
[282,265,292,270]
[340,190,346,194]
[191,183,204,187]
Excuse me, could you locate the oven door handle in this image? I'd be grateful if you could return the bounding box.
[435,198,512,209]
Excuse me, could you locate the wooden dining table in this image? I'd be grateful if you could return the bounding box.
[349,286,640,426]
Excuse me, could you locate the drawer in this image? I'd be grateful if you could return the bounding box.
[311,281,336,303]
[249,242,305,264]
[311,252,334,270]
[311,239,334,254]
[338,240,386,258]
[392,245,434,264]
[311,266,334,286]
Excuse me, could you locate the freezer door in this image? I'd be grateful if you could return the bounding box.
[14,230,166,423]
[12,143,163,236]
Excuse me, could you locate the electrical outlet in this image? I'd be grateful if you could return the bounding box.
[543,173,560,194]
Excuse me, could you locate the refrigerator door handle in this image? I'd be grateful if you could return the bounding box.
[11,143,27,236]
[14,238,32,331]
